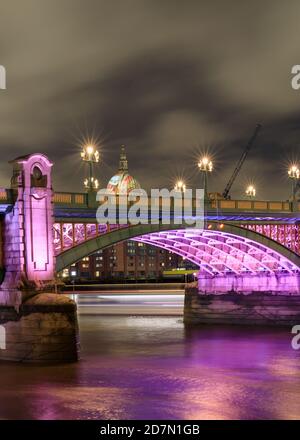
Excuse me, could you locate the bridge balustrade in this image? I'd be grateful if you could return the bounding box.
[53,192,88,206]
[1,188,299,213]
[51,191,300,213]
[211,199,295,211]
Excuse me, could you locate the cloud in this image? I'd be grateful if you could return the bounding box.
[0,0,299,199]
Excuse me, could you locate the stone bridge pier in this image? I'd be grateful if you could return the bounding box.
[0,154,79,362]
[184,272,300,326]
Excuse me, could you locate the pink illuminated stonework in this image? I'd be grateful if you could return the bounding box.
[21,155,55,282]
[0,154,55,306]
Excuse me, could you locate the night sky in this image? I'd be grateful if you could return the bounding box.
[0,0,300,199]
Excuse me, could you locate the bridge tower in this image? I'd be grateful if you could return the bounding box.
[0,153,78,362]
[0,154,55,307]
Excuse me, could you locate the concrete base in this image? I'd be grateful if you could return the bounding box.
[184,286,300,326]
[198,272,300,295]
[0,293,79,362]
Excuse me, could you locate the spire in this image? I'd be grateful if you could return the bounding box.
[118,145,128,172]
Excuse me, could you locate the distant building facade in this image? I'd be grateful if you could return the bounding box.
[63,241,196,282]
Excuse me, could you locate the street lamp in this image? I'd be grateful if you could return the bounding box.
[245,184,256,199]
[198,156,213,202]
[288,164,300,202]
[80,144,100,162]
[81,144,100,191]
[174,180,186,193]
[84,177,99,190]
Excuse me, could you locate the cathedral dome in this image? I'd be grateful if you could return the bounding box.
[107,145,141,194]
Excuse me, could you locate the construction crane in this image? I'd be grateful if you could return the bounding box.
[222,124,262,200]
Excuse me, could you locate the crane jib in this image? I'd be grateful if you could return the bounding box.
[222,124,262,200]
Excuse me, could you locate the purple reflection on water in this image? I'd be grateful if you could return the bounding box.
[0,311,300,420]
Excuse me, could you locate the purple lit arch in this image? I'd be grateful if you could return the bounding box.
[133,229,299,275]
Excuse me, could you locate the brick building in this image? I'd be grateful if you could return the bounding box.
[64,241,196,282]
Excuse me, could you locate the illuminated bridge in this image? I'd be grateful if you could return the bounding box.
[0,153,300,364]
[0,153,300,299]
[51,191,300,294]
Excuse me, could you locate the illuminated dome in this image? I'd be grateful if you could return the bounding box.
[107,145,141,194]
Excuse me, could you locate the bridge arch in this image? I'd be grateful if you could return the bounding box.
[56,221,300,275]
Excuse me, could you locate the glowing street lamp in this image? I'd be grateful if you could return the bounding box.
[198,156,213,172]
[288,164,299,202]
[80,144,100,163]
[198,156,213,202]
[174,180,186,193]
[84,177,99,190]
[245,184,256,199]
[81,144,100,191]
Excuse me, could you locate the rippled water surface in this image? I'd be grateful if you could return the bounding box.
[0,293,300,420]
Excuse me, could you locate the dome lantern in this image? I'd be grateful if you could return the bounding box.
[107,145,140,195]
[118,145,128,172]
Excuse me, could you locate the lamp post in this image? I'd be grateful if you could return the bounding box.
[83,177,99,191]
[245,184,256,199]
[174,180,186,193]
[198,156,213,203]
[81,144,100,191]
[288,164,299,203]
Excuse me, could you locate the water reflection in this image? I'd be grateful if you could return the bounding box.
[0,307,300,419]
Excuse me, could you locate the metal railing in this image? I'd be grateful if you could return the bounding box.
[52,191,299,213]
[1,188,299,213]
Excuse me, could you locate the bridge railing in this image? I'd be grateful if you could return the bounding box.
[0,188,7,201]
[53,192,88,206]
[0,188,14,205]
[52,191,299,213]
[210,199,295,212]
[2,189,299,213]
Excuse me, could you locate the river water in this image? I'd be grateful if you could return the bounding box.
[0,292,300,420]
